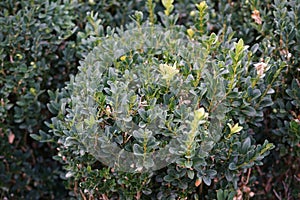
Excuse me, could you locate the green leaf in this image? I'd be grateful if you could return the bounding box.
[16,101,26,106]
[30,134,41,141]
[187,170,195,179]
[225,170,233,181]
[202,176,211,186]
[260,97,273,107]
[235,39,245,56]
[143,157,154,168]
[241,137,251,153]
[163,175,174,182]
[229,162,237,170]
[250,89,261,100]
[142,188,152,195]
[162,0,174,9]
[184,160,193,168]
[250,43,259,53]
[206,169,217,177]
[217,189,236,200]
[232,101,241,107]
[133,144,144,156]
[31,130,53,142]
[138,109,147,121]
[217,189,224,200]
[241,106,256,116]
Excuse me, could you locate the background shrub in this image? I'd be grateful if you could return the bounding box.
[203,0,300,198]
[0,0,142,199]
[251,1,300,198]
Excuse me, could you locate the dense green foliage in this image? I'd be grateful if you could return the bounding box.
[206,0,300,198]
[0,0,141,199]
[0,0,299,199]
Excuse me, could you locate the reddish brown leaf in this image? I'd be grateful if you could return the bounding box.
[8,132,15,144]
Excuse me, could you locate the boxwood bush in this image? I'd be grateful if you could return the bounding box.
[1,0,299,199]
[43,2,284,199]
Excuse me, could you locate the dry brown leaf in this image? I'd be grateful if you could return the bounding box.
[195,178,202,187]
[8,132,15,144]
[251,9,262,24]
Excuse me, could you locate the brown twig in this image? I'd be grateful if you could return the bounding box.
[79,189,87,200]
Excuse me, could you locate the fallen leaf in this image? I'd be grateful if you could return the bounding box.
[8,132,15,144]
[251,9,262,24]
[195,178,202,187]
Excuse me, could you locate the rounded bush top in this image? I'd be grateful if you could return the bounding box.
[68,25,226,172]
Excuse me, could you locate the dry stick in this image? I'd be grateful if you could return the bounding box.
[74,181,78,196]
[79,189,87,200]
